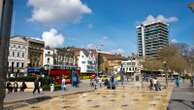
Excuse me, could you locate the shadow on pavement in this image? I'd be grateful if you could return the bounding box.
[167,99,194,110]
[4,96,51,110]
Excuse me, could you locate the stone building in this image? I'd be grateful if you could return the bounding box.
[8,37,28,76]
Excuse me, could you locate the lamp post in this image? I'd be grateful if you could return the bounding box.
[95,44,103,77]
[163,61,168,88]
[0,0,13,109]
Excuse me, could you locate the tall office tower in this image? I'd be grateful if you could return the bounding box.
[137,21,169,58]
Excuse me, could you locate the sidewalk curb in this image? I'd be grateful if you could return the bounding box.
[4,89,94,105]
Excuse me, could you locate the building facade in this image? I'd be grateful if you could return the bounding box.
[76,49,97,73]
[43,47,54,66]
[53,47,77,66]
[8,37,28,75]
[137,21,169,58]
[98,52,127,74]
[27,38,44,67]
[121,57,142,77]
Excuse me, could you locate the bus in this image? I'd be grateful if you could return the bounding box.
[80,72,96,79]
[45,65,80,84]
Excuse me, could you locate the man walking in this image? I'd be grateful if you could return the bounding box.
[33,77,40,94]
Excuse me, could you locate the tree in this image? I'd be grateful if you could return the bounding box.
[157,44,188,73]
[141,58,162,71]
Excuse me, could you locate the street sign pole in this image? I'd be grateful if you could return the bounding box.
[0,0,13,109]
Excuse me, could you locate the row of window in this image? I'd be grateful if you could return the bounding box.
[122,67,137,72]
[9,51,25,58]
[9,62,24,68]
[82,61,96,64]
[10,44,26,49]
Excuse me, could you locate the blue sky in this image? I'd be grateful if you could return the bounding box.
[12,0,194,55]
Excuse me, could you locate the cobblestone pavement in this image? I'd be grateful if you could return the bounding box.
[167,80,194,110]
[7,82,173,110]
[4,79,92,104]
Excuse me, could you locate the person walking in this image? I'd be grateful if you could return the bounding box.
[190,76,194,87]
[175,77,180,87]
[13,81,18,92]
[61,77,66,92]
[33,77,40,94]
[156,80,161,91]
[7,81,13,94]
[149,78,153,90]
[20,81,27,92]
[153,78,158,91]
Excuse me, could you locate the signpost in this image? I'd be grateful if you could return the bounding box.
[0,0,13,109]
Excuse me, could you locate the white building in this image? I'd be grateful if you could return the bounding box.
[8,37,28,75]
[121,57,142,77]
[77,50,96,73]
[43,47,54,66]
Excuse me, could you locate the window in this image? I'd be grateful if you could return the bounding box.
[22,53,24,57]
[47,58,50,63]
[17,52,20,57]
[48,51,50,54]
[12,52,15,57]
[21,63,24,68]
[16,62,19,67]
[82,61,85,64]
[12,62,14,67]
[18,45,20,48]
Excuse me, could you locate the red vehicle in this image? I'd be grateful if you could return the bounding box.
[45,65,80,84]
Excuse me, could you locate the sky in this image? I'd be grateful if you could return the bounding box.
[12,0,194,56]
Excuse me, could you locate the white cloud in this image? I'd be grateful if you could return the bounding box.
[87,43,96,49]
[142,15,178,25]
[171,38,178,43]
[42,28,65,48]
[28,0,92,23]
[111,48,127,56]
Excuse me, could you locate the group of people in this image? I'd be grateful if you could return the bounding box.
[149,78,161,91]
[6,81,27,93]
[90,74,126,90]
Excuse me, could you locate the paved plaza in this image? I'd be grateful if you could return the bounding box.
[5,83,173,110]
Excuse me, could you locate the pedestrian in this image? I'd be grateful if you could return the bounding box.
[7,81,13,93]
[110,75,116,89]
[190,76,194,87]
[99,78,102,88]
[120,74,124,88]
[126,75,129,82]
[175,77,180,87]
[50,83,55,93]
[149,78,153,90]
[20,81,27,92]
[90,79,94,88]
[61,77,66,91]
[156,80,161,91]
[33,77,40,94]
[13,81,18,92]
[153,78,158,91]
[72,71,78,88]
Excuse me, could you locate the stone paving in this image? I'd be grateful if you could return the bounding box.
[167,80,194,110]
[8,84,173,110]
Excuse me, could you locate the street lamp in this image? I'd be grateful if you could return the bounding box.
[163,61,168,88]
[0,0,13,109]
[188,2,194,13]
